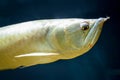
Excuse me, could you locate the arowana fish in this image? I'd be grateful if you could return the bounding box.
[0,17,109,70]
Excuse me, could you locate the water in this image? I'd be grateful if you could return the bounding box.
[0,0,119,80]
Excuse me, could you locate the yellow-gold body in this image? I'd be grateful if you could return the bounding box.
[0,17,109,70]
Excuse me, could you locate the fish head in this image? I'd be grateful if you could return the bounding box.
[64,17,109,52]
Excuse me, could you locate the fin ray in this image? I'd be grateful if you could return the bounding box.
[15,52,59,58]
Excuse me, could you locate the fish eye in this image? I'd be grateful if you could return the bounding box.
[80,22,89,30]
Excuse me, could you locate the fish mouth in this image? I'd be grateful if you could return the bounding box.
[91,17,110,32]
[84,17,109,46]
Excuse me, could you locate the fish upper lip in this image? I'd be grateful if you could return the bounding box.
[84,17,109,44]
[88,17,110,44]
[92,17,109,29]
[95,17,110,25]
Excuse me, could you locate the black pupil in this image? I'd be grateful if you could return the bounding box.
[82,24,89,30]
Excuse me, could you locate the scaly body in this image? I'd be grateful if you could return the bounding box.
[0,17,109,70]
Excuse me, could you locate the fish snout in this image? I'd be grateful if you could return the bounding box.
[97,17,110,26]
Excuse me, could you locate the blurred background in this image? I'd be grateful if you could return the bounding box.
[0,0,119,80]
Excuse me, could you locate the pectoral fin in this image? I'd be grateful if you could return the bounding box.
[12,52,61,69]
[0,52,60,70]
[15,52,59,58]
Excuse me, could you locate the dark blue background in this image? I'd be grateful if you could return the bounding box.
[0,0,119,80]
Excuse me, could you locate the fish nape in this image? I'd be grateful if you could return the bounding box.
[0,17,110,70]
